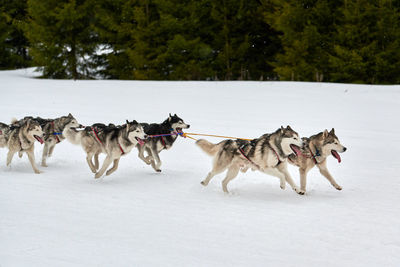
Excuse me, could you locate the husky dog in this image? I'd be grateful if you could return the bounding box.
[64,120,147,178]
[196,126,304,194]
[6,119,44,174]
[288,128,347,192]
[11,114,82,167]
[137,114,190,172]
[0,122,11,148]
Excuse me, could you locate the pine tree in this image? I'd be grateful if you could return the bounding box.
[0,0,30,69]
[266,0,342,82]
[25,0,97,79]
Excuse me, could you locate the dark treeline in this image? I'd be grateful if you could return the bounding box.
[1,0,400,83]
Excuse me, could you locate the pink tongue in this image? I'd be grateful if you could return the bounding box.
[332,150,341,163]
[291,145,302,156]
[35,136,44,144]
[137,138,145,146]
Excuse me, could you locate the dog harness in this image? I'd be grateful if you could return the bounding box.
[50,121,61,143]
[118,143,125,155]
[238,143,260,170]
[308,146,320,164]
[91,127,104,145]
[160,136,167,148]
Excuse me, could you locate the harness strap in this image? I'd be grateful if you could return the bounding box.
[309,147,318,164]
[160,136,166,148]
[118,143,125,155]
[238,145,260,170]
[51,121,61,143]
[92,127,104,145]
[269,145,282,164]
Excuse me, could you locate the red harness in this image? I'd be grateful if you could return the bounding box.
[160,136,167,148]
[308,148,318,164]
[238,145,260,169]
[118,143,125,155]
[92,127,104,145]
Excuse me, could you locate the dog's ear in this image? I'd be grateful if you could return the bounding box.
[286,125,293,131]
[168,114,172,122]
[126,120,129,124]
[174,113,177,117]
[323,129,329,138]
[280,126,284,133]
[330,128,335,135]
[132,120,138,124]
[68,113,73,118]
[26,119,31,127]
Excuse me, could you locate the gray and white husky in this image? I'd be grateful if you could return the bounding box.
[196,126,304,194]
[11,114,82,167]
[288,128,347,192]
[64,120,147,178]
[137,114,190,172]
[6,119,44,174]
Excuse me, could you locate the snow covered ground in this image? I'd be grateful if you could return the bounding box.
[0,68,399,267]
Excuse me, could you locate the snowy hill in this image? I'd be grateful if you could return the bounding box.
[1,68,399,266]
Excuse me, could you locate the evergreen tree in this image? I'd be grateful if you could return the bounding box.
[266,0,342,81]
[0,0,30,69]
[25,0,97,79]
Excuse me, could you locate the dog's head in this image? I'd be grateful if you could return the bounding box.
[278,125,302,157]
[125,120,147,145]
[25,119,44,144]
[320,128,347,163]
[168,113,190,134]
[62,113,83,129]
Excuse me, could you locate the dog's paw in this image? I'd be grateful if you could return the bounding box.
[200,181,207,186]
[34,169,42,174]
[156,169,162,173]
[280,184,286,190]
[18,152,23,158]
[41,163,48,167]
[335,185,342,190]
[94,173,102,179]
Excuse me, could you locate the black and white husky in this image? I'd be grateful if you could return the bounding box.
[137,114,190,172]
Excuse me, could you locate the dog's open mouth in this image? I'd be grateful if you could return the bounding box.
[136,137,145,146]
[176,128,183,134]
[34,135,44,144]
[331,150,341,163]
[290,144,302,156]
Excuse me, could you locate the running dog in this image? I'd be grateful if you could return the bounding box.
[137,114,190,172]
[288,128,347,192]
[196,126,304,194]
[6,119,44,174]
[64,120,147,178]
[11,114,82,167]
[0,122,11,149]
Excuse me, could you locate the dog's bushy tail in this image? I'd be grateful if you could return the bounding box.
[196,139,221,156]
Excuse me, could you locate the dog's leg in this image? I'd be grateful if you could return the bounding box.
[277,163,304,195]
[148,147,162,172]
[317,160,342,190]
[94,153,100,170]
[299,168,310,192]
[6,150,17,166]
[144,147,153,163]
[26,147,41,174]
[138,145,151,165]
[48,143,56,157]
[95,155,113,178]
[138,146,152,165]
[201,159,228,186]
[262,167,286,190]
[106,158,120,176]
[18,151,23,158]
[222,165,240,194]
[41,142,49,167]
[86,152,97,173]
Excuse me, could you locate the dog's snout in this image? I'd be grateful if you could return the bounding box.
[343,147,347,152]
[187,124,190,128]
[144,135,148,139]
